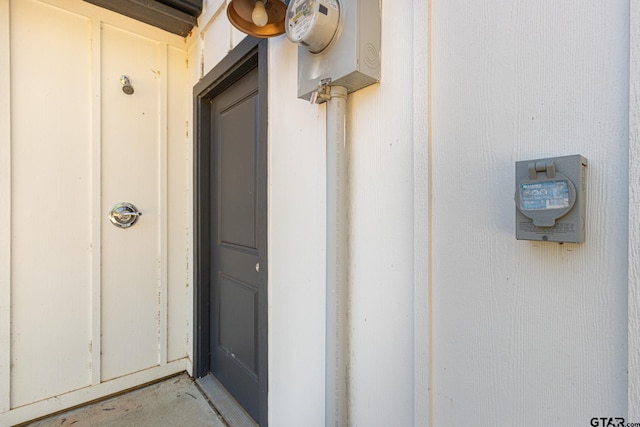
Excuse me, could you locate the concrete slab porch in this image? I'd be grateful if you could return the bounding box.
[21,374,228,427]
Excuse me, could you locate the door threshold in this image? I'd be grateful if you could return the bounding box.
[196,374,258,427]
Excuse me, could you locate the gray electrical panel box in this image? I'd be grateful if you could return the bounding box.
[296,0,381,101]
[515,154,587,243]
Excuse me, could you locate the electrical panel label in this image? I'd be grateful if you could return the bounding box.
[519,180,570,211]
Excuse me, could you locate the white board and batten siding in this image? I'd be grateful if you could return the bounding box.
[431,0,629,425]
[0,0,192,424]
[630,0,640,421]
[197,0,631,426]
[0,0,635,425]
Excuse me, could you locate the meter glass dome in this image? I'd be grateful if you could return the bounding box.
[285,0,340,53]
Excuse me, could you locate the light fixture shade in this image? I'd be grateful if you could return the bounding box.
[227,0,287,38]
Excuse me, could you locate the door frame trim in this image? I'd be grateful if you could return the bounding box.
[193,36,268,425]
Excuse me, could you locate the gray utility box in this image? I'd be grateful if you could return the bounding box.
[515,154,587,243]
[296,0,381,101]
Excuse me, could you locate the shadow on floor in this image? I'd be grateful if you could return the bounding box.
[24,374,227,427]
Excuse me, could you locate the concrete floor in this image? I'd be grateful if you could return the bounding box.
[24,374,227,427]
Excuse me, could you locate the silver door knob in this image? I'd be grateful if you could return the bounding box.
[109,202,142,228]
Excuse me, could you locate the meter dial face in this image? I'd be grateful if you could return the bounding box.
[286,0,340,53]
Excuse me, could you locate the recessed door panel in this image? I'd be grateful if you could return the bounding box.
[219,97,258,250]
[219,274,258,376]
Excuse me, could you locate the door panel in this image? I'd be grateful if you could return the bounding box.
[101,25,161,381]
[219,274,257,375]
[219,96,258,250]
[209,66,265,423]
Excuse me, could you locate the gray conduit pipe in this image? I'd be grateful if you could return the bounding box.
[325,85,349,427]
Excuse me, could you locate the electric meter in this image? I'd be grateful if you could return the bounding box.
[285,0,341,53]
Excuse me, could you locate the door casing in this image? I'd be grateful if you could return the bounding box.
[193,36,268,425]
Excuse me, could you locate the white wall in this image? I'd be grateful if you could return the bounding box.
[630,0,640,420]
[198,0,630,425]
[431,1,629,425]
[0,1,11,414]
[0,1,192,424]
[267,39,328,425]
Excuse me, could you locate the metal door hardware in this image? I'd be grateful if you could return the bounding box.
[120,75,134,95]
[109,202,142,228]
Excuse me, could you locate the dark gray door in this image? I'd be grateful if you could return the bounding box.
[208,65,267,423]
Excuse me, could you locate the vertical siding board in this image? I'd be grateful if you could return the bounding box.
[186,41,199,371]
[348,0,415,424]
[90,17,102,387]
[0,0,10,414]
[10,0,93,407]
[159,42,169,366]
[630,0,640,419]
[412,0,430,424]
[167,45,190,362]
[267,39,327,426]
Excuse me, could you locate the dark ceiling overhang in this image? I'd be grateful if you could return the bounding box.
[83,0,202,37]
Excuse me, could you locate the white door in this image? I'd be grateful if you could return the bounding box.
[2,0,190,418]
[100,24,164,381]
